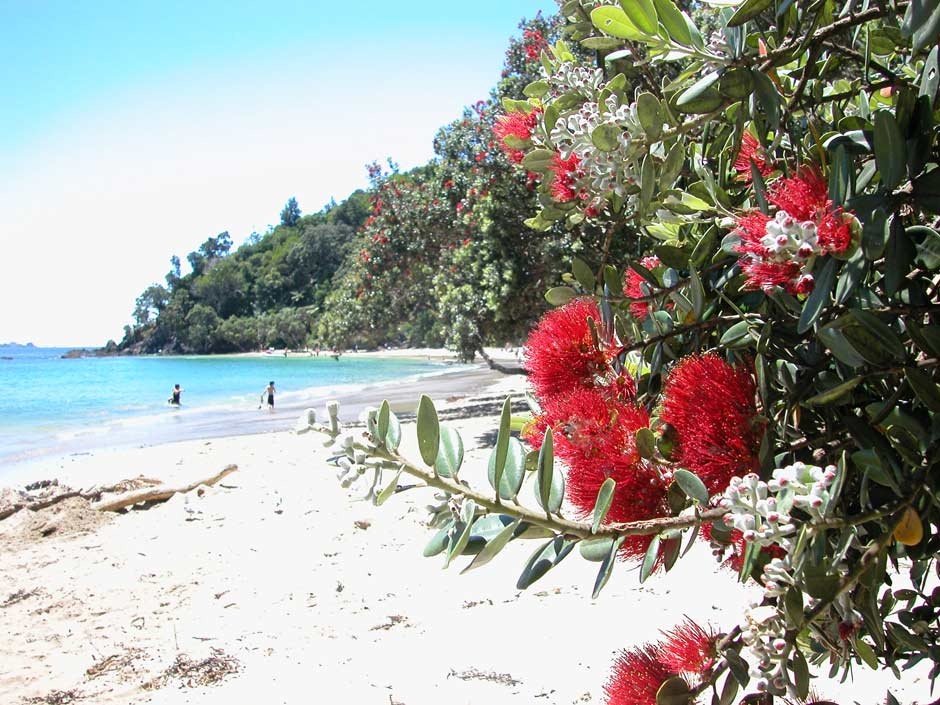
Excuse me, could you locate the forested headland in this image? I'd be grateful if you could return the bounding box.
[118,10,612,361]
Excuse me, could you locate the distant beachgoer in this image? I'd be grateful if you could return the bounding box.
[260,381,276,411]
[169,384,183,406]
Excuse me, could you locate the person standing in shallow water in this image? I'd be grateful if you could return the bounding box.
[261,381,275,411]
[169,384,183,406]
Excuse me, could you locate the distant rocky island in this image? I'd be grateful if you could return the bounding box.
[0,342,36,348]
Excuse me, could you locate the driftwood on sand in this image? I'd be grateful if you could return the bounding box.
[92,464,238,512]
[0,465,238,520]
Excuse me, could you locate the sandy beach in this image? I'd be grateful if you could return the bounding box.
[0,361,934,705]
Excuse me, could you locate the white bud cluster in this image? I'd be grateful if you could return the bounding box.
[544,63,605,100]
[720,464,841,692]
[740,603,790,694]
[758,210,821,292]
[548,92,643,213]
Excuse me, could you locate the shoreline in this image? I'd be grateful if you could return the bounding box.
[0,360,519,487]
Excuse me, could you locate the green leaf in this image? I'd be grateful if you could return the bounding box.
[803,376,862,406]
[902,0,940,53]
[717,671,739,705]
[416,395,440,466]
[590,6,649,40]
[719,320,753,349]
[791,649,810,700]
[718,67,753,101]
[906,367,940,411]
[849,309,906,363]
[591,123,621,152]
[636,92,663,141]
[674,469,709,505]
[751,69,781,130]
[920,45,939,105]
[580,36,626,51]
[652,0,693,46]
[620,0,658,35]
[523,79,550,98]
[490,397,512,499]
[817,325,866,368]
[653,244,689,269]
[488,436,527,500]
[377,400,390,441]
[592,535,626,598]
[545,286,578,306]
[675,71,722,113]
[873,110,906,191]
[444,499,477,568]
[688,266,705,319]
[423,520,454,557]
[639,535,660,583]
[592,477,617,533]
[660,140,685,187]
[639,153,656,214]
[854,636,879,669]
[572,257,596,292]
[852,449,899,490]
[655,675,693,705]
[797,257,838,333]
[580,536,616,562]
[635,427,656,459]
[434,424,464,478]
[374,467,403,506]
[603,264,623,294]
[535,428,565,514]
[911,225,940,269]
[385,410,401,451]
[522,148,556,172]
[516,535,575,589]
[461,517,522,574]
[727,0,772,26]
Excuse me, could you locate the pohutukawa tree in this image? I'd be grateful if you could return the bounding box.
[302,0,940,702]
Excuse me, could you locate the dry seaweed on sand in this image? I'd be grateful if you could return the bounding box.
[84,646,146,681]
[142,648,241,689]
[23,690,83,704]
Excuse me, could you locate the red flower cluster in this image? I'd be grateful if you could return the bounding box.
[605,619,718,705]
[734,167,854,294]
[549,152,581,202]
[524,305,764,564]
[493,108,541,164]
[659,353,761,495]
[525,299,668,560]
[524,298,608,400]
[523,28,548,61]
[623,256,662,321]
[732,132,774,182]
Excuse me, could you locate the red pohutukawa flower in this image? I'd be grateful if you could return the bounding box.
[659,353,762,495]
[493,108,541,164]
[524,298,609,402]
[733,132,774,181]
[527,387,669,560]
[734,167,855,295]
[659,618,719,676]
[549,152,581,202]
[605,644,677,705]
[622,256,674,321]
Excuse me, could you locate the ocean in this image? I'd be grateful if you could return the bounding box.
[0,345,482,473]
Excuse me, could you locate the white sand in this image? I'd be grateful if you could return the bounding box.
[0,370,932,704]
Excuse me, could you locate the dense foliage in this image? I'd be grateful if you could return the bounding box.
[303,1,940,703]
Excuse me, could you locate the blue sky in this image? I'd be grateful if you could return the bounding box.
[0,0,557,346]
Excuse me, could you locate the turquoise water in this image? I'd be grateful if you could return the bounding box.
[0,345,456,470]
